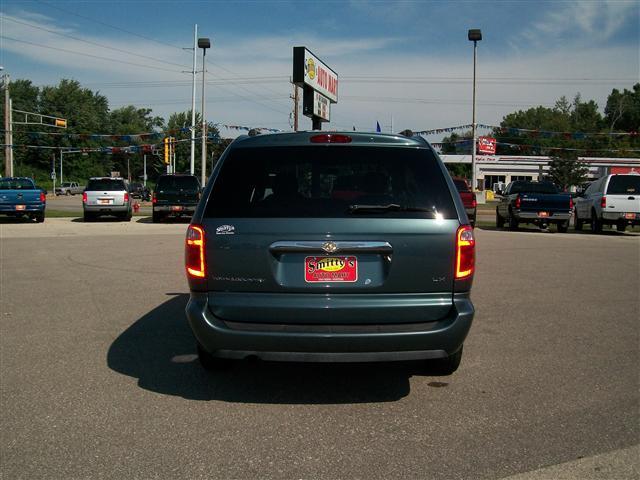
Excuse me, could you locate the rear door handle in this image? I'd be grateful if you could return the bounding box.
[629,196,636,200]
[269,241,393,254]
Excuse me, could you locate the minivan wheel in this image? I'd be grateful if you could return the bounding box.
[197,343,232,371]
[429,346,463,375]
[496,209,505,228]
[591,210,603,233]
[574,209,583,230]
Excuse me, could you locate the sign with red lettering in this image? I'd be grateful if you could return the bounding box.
[477,136,497,154]
[293,47,338,103]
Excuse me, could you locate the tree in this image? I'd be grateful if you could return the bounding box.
[604,83,640,132]
[548,152,589,191]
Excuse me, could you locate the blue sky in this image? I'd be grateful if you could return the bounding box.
[1,0,639,137]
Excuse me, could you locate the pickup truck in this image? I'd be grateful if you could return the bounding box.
[496,180,572,232]
[574,173,640,232]
[0,177,46,222]
[452,177,477,226]
[55,182,84,196]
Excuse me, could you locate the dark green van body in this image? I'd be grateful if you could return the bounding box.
[186,132,474,365]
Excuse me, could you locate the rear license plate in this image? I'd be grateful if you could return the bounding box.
[625,213,636,220]
[538,211,549,218]
[171,206,184,212]
[305,256,358,283]
[15,205,25,211]
[99,199,112,205]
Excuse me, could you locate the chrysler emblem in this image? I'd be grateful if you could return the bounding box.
[322,241,338,253]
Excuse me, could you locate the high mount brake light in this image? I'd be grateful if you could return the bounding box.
[455,225,475,280]
[310,134,352,144]
[186,225,206,278]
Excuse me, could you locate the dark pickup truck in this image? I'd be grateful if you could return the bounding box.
[496,180,572,232]
[0,177,46,222]
[152,174,201,223]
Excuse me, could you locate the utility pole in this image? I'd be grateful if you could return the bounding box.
[290,82,299,132]
[60,150,64,184]
[189,24,198,175]
[52,153,56,195]
[143,154,147,187]
[4,74,13,177]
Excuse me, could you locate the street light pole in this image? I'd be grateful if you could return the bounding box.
[468,29,482,192]
[189,24,198,175]
[198,37,211,188]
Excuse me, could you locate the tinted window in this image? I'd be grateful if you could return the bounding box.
[509,181,559,194]
[87,179,126,191]
[157,176,200,192]
[453,179,470,192]
[0,178,35,190]
[205,146,456,218]
[606,175,640,195]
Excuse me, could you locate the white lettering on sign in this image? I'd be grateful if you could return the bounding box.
[314,91,331,121]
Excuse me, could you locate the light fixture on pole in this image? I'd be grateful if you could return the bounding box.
[198,37,211,187]
[468,28,482,192]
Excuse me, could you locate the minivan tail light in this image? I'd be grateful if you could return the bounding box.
[310,134,352,144]
[515,195,521,209]
[82,192,87,203]
[455,225,475,280]
[601,196,606,208]
[185,225,206,278]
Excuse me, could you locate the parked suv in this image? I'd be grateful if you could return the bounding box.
[574,173,640,232]
[185,132,475,374]
[83,177,132,222]
[152,174,201,223]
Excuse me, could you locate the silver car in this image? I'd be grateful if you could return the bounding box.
[83,177,132,222]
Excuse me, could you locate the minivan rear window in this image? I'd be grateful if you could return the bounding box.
[205,146,456,218]
[86,179,125,191]
[607,175,640,195]
[157,175,200,192]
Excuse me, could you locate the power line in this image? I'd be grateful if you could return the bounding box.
[3,16,191,70]
[1,35,187,74]
[36,0,185,51]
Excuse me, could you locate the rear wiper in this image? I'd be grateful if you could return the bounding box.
[348,203,435,214]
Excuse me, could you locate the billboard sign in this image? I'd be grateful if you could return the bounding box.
[293,47,338,103]
[478,136,497,155]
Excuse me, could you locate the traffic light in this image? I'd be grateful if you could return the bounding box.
[164,137,170,164]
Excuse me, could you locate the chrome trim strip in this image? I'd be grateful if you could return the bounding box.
[269,241,393,253]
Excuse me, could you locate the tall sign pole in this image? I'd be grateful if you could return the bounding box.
[198,37,211,187]
[468,29,482,192]
[4,74,13,177]
[189,24,198,175]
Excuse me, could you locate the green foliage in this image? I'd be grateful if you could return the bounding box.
[548,152,589,190]
[604,83,640,132]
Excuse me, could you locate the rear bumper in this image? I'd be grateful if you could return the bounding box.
[83,204,129,213]
[153,205,197,214]
[517,211,570,222]
[0,204,45,213]
[602,212,639,222]
[186,292,474,362]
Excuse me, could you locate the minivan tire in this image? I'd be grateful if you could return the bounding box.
[430,346,463,375]
[197,343,232,371]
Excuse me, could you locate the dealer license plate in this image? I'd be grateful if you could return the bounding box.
[15,205,25,211]
[625,213,636,220]
[305,256,358,283]
[538,211,549,218]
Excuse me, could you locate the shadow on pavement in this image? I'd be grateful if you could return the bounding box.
[107,294,415,403]
[477,225,632,236]
[136,216,191,224]
[0,216,37,224]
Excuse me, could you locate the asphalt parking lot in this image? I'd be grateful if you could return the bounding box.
[1,218,638,479]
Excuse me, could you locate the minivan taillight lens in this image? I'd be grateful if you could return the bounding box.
[310,134,352,144]
[601,196,606,208]
[186,225,206,278]
[455,225,475,280]
[82,192,87,203]
[515,195,521,209]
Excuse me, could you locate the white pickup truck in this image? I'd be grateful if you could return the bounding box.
[574,173,640,232]
[55,182,85,196]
